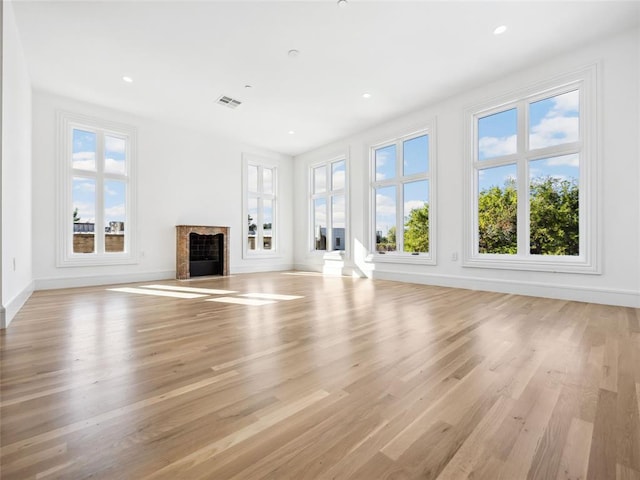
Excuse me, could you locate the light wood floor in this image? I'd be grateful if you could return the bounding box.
[1,272,639,480]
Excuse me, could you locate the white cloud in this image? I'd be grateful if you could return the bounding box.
[73,151,96,170]
[105,158,126,175]
[376,173,387,181]
[332,170,345,190]
[478,134,517,159]
[551,90,579,115]
[529,117,578,149]
[105,204,125,221]
[544,153,579,167]
[74,181,95,193]
[404,200,425,213]
[105,136,126,154]
[376,193,396,217]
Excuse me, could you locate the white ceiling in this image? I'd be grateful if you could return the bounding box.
[11,1,640,156]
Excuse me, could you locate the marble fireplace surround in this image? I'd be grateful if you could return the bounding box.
[176,225,229,279]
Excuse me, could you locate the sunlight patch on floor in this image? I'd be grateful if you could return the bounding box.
[107,287,207,299]
[140,285,238,295]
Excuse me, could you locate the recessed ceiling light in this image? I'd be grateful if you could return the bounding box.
[244,84,253,89]
[362,93,372,99]
[493,25,507,35]
[288,130,295,135]
[337,0,348,6]
[122,76,133,83]
[288,49,300,58]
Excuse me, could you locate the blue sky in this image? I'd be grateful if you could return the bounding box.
[72,129,126,225]
[375,135,429,237]
[478,90,579,192]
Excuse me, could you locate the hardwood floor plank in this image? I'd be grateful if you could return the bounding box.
[1,272,638,479]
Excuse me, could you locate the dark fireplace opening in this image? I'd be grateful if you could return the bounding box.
[189,232,224,277]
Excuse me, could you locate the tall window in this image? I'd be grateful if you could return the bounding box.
[466,66,598,272]
[57,112,137,266]
[371,126,435,263]
[244,157,277,255]
[310,158,346,253]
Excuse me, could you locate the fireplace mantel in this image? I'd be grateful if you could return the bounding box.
[176,225,229,279]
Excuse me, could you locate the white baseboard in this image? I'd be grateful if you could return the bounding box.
[34,270,175,291]
[231,263,294,274]
[1,280,35,328]
[370,270,640,308]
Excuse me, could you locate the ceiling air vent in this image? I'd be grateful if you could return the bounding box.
[216,95,242,109]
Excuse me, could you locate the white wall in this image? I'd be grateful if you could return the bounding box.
[1,0,33,328]
[32,91,293,289]
[294,27,640,307]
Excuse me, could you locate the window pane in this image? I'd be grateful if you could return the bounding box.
[73,177,96,253]
[403,180,429,253]
[263,199,273,250]
[529,90,579,150]
[247,197,258,250]
[314,166,326,194]
[314,198,327,250]
[478,164,517,254]
[403,135,429,176]
[478,108,517,161]
[332,160,345,191]
[104,135,126,175]
[375,185,396,252]
[263,168,274,195]
[72,129,96,171]
[529,155,579,256]
[104,180,126,253]
[375,144,396,181]
[332,195,345,251]
[247,165,258,193]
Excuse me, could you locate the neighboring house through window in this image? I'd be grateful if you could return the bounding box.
[244,155,278,256]
[310,158,347,253]
[57,111,137,266]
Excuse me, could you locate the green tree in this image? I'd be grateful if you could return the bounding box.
[73,208,81,223]
[478,178,517,254]
[248,214,256,232]
[404,203,429,253]
[529,176,579,256]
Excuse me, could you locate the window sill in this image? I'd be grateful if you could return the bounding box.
[366,252,435,266]
[58,253,138,268]
[462,255,600,274]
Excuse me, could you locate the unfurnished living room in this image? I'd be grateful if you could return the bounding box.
[1,1,639,479]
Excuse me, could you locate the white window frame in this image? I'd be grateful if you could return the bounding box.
[242,154,278,258]
[309,156,348,259]
[56,111,137,267]
[463,64,600,273]
[368,122,437,265]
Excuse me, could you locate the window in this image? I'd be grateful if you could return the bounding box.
[465,66,598,273]
[244,156,277,256]
[310,158,347,253]
[370,124,436,264]
[57,111,137,266]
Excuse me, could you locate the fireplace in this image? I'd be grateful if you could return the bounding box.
[176,225,229,279]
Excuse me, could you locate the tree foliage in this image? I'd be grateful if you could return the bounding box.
[73,208,81,223]
[478,178,518,254]
[529,176,578,255]
[404,203,429,253]
[478,176,579,256]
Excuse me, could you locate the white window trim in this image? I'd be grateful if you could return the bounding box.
[463,64,600,274]
[56,111,138,267]
[242,154,279,259]
[367,121,437,265]
[308,156,349,260]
